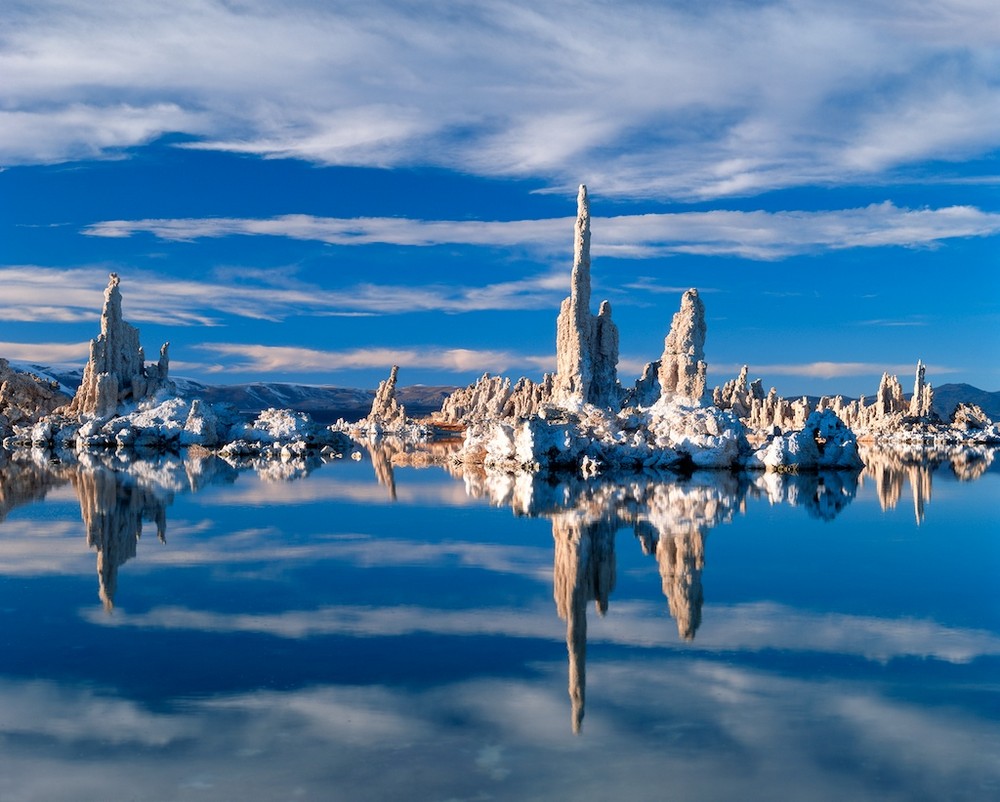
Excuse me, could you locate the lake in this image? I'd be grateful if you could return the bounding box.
[0,445,997,801]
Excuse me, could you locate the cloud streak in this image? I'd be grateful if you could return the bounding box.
[0,266,570,328]
[84,203,1000,260]
[193,343,555,376]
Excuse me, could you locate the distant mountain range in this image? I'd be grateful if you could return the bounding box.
[11,362,1000,423]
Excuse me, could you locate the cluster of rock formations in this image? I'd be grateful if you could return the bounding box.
[2,274,352,466]
[713,359,999,447]
[445,186,874,474]
[434,373,551,426]
[0,184,995,479]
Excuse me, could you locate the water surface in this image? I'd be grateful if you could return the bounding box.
[0,447,997,801]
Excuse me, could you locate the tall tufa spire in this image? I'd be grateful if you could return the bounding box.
[553,185,620,408]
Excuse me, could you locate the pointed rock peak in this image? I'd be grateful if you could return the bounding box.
[577,184,589,222]
[572,184,591,305]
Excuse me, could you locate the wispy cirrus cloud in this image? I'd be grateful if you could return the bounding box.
[713,361,958,381]
[193,343,555,375]
[4,1,1000,197]
[84,202,1000,260]
[0,266,570,328]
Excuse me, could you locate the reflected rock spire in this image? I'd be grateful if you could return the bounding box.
[552,512,617,734]
[73,467,170,610]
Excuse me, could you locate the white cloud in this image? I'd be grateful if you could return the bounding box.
[4,1,1000,197]
[0,661,996,801]
[0,340,90,364]
[193,343,555,375]
[0,266,571,329]
[81,598,1000,666]
[711,361,959,381]
[84,203,1000,260]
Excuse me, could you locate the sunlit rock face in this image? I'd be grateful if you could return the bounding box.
[434,373,552,426]
[358,365,409,433]
[0,358,71,438]
[748,409,863,472]
[658,289,707,404]
[553,185,620,410]
[66,274,173,419]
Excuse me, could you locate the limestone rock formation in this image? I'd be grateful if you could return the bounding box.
[747,409,863,471]
[0,358,71,437]
[553,185,620,409]
[65,274,173,418]
[951,403,992,432]
[909,360,933,418]
[658,289,707,403]
[623,360,662,408]
[434,373,552,425]
[712,365,765,420]
[360,365,409,431]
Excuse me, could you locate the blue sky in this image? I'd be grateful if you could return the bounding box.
[1,0,998,397]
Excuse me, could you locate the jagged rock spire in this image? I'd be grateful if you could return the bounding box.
[66,273,172,418]
[362,365,408,431]
[553,185,620,408]
[659,288,708,403]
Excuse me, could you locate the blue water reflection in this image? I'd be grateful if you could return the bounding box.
[0,445,997,800]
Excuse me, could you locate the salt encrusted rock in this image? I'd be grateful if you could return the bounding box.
[434,372,551,425]
[710,360,995,449]
[951,403,992,432]
[909,360,932,417]
[712,365,765,419]
[360,365,409,431]
[0,358,71,436]
[553,185,621,409]
[747,409,863,472]
[181,398,221,446]
[658,289,708,404]
[623,360,661,408]
[64,274,173,418]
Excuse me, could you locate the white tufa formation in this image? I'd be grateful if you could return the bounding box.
[434,372,552,425]
[553,185,620,409]
[658,289,708,404]
[362,365,409,431]
[66,274,172,418]
[0,358,71,435]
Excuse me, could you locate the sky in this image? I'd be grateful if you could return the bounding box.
[1,0,999,397]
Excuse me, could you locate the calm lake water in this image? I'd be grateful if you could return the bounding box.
[0,445,998,801]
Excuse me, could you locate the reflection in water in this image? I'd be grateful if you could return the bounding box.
[0,451,247,608]
[72,468,170,610]
[363,436,466,501]
[859,445,996,524]
[0,456,65,523]
[0,444,994,735]
[552,510,616,733]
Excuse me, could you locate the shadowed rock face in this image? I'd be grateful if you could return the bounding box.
[554,185,620,409]
[65,274,172,418]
